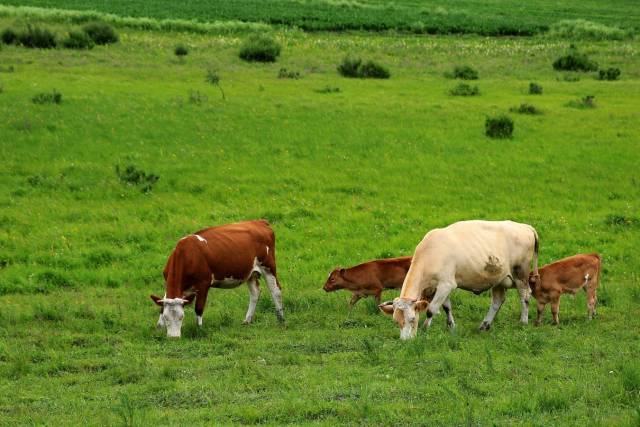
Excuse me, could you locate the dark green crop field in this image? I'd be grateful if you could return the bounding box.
[1,0,640,34]
[0,14,639,427]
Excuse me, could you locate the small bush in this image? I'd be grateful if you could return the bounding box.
[510,103,542,115]
[561,74,580,82]
[277,68,300,79]
[548,19,631,41]
[449,83,479,96]
[446,65,479,80]
[32,90,62,105]
[553,46,598,71]
[529,82,543,94]
[115,165,159,193]
[597,67,621,81]
[83,22,118,45]
[314,86,341,94]
[62,31,94,50]
[566,95,596,109]
[337,56,390,79]
[485,115,514,139]
[17,25,56,49]
[188,90,207,105]
[238,34,281,62]
[1,28,18,45]
[206,69,226,100]
[174,43,188,57]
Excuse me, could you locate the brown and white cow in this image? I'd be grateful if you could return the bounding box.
[379,220,539,340]
[150,220,284,338]
[529,253,601,325]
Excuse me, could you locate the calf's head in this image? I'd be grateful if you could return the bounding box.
[379,297,428,340]
[323,268,347,292]
[150,294,195,338]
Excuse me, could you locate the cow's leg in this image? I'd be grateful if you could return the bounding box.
[535,301,545,326]
[349,293,363,309]
[424,282,456,325]
[551,299,560,325]
[585,277,597,320]
[243,275,261,324]
[480,286,506,330]
[261,269,284,322]
[515,280,531,324]
[443,297,455,328]
[422,311,433,328]
[194,289,209,327]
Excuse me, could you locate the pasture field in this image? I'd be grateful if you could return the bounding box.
[1,16,640,426]
[1,0,639,35]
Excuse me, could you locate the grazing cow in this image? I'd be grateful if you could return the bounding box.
[379,220,538,340]
[150,220,284,338]
[529,253,601,325]
[323,257,412,306]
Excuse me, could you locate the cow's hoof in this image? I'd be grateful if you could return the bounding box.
[479,321,491,331]
[243,318,253,325]
[447,321,456,329]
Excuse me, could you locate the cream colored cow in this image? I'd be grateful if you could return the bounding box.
[379,220,538,340]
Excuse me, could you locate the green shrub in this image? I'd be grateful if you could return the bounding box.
[548,20,631,41]
[83,22,118,45]
[553,46,598,71]
[174,43,188,57]
[529,82,543,94]
[62,30,94,50]
[485,115,514,139]
[188,90,207,105]
[510,103,542,115]
[597,67,621,81]
[561,74,580,82]
[566,95,596,109]
[32,90,62,104]
[239,34,281,62]
[446,65,479,80]
[1,28,18,45]
[449,83,479,96]
[17,25,56,49]
[337,56,390,79]
[115,165,159,193]
[314,86,341,94]
[206,69,226,100]
[278,68,300,79]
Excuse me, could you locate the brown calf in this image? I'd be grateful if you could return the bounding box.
[323,256,412,307]
[528,253,601,325]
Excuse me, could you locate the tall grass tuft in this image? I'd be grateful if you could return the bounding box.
[337,56,390,79]
[548,19,632,41]
[83,21,118,45]
[17,25,56,49]
[553,45,598,72]
[239,34,281,62]
[485,115,514,138]
[62,30,94,49]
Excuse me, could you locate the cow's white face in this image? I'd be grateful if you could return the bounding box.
[379,298,428,340]
[162,299,185,338]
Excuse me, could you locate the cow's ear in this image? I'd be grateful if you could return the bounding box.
[339,268,346,275]
[378,301,394,316]
[150,294,164,307]
[415,300,429,312]
[183,293,196,306]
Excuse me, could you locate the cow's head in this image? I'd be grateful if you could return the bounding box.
[150,294,195,338]
[323,268,347,292]
[528,272,540,291]
[379,297,429,340]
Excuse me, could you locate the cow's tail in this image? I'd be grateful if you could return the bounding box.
[531,227,539,277]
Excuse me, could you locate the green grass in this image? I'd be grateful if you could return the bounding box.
[0,20,639,425]
[1,0,639,35]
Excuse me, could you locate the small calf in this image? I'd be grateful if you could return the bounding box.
[529,253,601,325]
[323,256,412,307]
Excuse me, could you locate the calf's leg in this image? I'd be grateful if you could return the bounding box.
[243,276,261,324]
[551,299,560,325]
[480,286,506,330]
[535,301,545,326]
[349,293,363,308]
[586,281,597,320]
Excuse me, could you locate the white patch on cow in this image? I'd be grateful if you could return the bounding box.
[160,298,186,338]
[584,273,590,284]
[266,245,269,254]
[197,315,203,327]
[157,313,165,328]
[195,234,207,243]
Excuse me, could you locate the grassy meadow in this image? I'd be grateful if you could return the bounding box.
[0,14,640,426]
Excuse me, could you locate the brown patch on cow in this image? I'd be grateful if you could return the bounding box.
[484,255,502,274]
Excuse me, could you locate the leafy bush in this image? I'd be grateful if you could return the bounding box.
[337,56,390,79]
[510,103,542,115]
[115,165,159,193]
[485,115,514,139]
[17,25,56,49]
[553,45,598,71]
[62,30,95,50]
[597,67,621,81]
[277,68,300,79]
[314,86,341,94]
[1,28,18,45]
[32,90,62,104]
[529,82,543,94]
[449,83,479,96]
[548,20,631,41]
[566,95,596,109]
[83,22,118,45]
[174,43,188,57]
[239,34,281,62]
[446,65,479,80]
